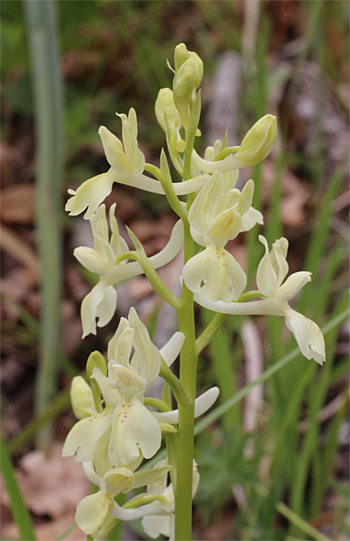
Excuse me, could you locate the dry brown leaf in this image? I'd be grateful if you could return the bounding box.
[1,184,36,224]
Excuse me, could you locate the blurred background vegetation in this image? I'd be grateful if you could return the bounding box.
[1,1,349,540]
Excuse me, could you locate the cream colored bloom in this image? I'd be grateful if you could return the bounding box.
[194,236,326,365]
[182,171,262,302]
[65,106,211,220]
[141,459,200,541]
[65,108,145,219]
[74,204,184,337]
[62,308,219,466]
[77,460,171,540]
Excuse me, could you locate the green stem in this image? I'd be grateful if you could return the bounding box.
[196,312,227,355]
[124,231,181,310]
[174,219,198,541]
[214,145,240,161]
[159,359,192,407]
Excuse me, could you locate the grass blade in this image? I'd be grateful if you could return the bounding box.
[0,434,36,541]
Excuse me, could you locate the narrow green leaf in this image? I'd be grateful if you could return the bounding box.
[0,435,36,541]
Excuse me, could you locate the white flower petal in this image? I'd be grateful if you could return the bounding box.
[183,246,246,302]
[109,398,161,466]
[278,271,311,300]
[62,408,113,462]
[81,281,107,338]
[256,236,278,297]
[75,490,112,536]
[142,515,172,539]
[107,318,129,361]
[271,237,289,286]
[92,368,121,408]
[95,285,117,330]
[128,307,161,384]
[240,207,263,232]
[285,309,326,365]
[65,170,116,220]
[74,247,108,275]
[108,364,146,398]
[99,126,130,173]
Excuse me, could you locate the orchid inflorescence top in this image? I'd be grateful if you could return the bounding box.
[63,43,326,541]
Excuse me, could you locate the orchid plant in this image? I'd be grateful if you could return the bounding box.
[63,43,326,541]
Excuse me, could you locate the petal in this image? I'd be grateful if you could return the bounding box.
[271,237,289,286]
[109,204,129,258]
[92,428,114,479]
[92,368,121,408]
[183,246,246,302]
[240,206,263,232]
[107,318,129,361]
[98,126,130,173]
[159,332,185,367]
[74,247,108,275]
[153,386,220,424]
[62,408,113,462]
[75,490,113,536]
[285,309,326,365]
[65,170,115,220]
[188,171,223,233]
[108,327,134,369]
[256,236,278,297]
[103,467,135,495]
[108,364,146,398]
[239,179,255,216]
[142,515,172,539]
[95,285,118,329]
[128,307,161,384]
[81,282,107,338]
[133,465,172,490]
[207,207,241,246]
[109,398,161,466]
[278,271,311,300]
[189,225,205,246]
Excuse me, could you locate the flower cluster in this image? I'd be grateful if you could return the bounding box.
[63,308,218,539]
[64,43,325,541]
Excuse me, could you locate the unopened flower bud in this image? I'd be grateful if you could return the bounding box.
[234,114,277,167]
[155,88,181,132]
[174,43,189,71]
[173,59,195,130]
[188,51,203,89]
[70,376,95,419]
[173,58,195,102]
[86,350,107,380]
